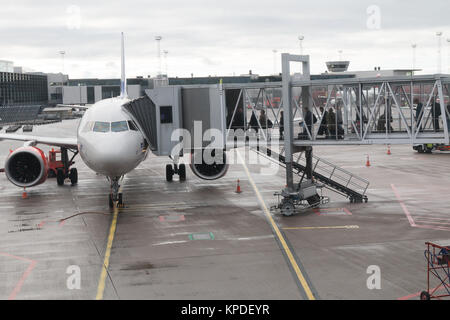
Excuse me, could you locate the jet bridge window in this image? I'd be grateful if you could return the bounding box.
[93,121,110,133]
[111,121,129,132]
[160,106,173,124]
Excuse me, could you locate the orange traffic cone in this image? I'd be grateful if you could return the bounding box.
[387,145,391,155]
[235,179,242,194]
[22,188,28,199]
[366,155,371,167]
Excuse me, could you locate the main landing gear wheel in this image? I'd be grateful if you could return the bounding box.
[56,169,64,186]
[108,194,114,209]
[166,164,174,182]
[280,199,295,217]
[69,168,78,185]
[179,164,186,181]
[118,193,123,207]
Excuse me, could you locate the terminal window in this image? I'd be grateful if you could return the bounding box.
[160,106,173,124]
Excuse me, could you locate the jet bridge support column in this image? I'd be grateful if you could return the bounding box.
[281,53,311,192]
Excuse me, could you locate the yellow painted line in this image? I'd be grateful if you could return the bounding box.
[237,151,316,300]
[95,203,119,300]
[283,225,359,230]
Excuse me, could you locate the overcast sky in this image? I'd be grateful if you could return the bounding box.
[2,0,450,79]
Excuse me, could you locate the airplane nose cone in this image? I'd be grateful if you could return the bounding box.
[80,134,141,177]
[96,142,137,176]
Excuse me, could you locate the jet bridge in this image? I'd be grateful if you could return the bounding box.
[123,85,227,156]
[123,53,450,214]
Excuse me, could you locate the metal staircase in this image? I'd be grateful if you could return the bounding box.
[256,146,369,203]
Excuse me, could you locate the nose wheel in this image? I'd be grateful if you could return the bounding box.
[108,193,123,208]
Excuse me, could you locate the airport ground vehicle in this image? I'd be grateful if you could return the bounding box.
[47,148,78,186]
[413,144,450,153]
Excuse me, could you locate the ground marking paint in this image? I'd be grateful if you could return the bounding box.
[0,252,37,300]
[283,225,359,230]
[96,204,119,300]
[237,150,316,300]
[391,184,450,232]
[391,184,416,227]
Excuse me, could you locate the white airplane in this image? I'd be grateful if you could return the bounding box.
[0,33,145,208]
[0,33,229,208]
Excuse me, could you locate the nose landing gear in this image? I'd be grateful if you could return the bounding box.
[109,177,124,209]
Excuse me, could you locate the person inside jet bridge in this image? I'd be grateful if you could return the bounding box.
[279,110,284,140]
[259,110,267,129]
[414,98,423,132]
[431,98,441,131]
[249,111,259,133]
[446,104,450,132]
[327,107,336,138]
[301,108,317,139]
[317,106,330,138]
[231,107,245,130]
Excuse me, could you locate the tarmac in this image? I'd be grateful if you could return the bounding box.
[0,118,449,300]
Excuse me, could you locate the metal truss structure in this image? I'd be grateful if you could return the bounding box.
[222,54,450,193]
[224,65,450,147]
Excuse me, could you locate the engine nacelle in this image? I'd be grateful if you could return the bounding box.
[5,147,49,188]
[190,149,228,181]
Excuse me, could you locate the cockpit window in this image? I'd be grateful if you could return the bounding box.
[128,120,138,131]
[111,121,129,132]
[82,121,94,133]
[93,121,110,133]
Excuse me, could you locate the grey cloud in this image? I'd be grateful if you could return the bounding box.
[0,0,449,77]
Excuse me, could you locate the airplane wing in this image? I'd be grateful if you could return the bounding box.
[0,134,78,149]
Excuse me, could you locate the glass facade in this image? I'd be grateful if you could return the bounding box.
[0,72,48,106]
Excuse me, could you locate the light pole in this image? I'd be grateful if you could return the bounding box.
[436,31,443,74]
[155,36,162,77]
[59,50,65,86]
[272,49,278,75]
[78,83,82,105]
[447,39,450,74]
[298,35,304,55]
[338,50,343,61]
[412,43,417,73]
[163,50,169,77]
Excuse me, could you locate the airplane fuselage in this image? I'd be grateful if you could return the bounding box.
[77,97,148,178]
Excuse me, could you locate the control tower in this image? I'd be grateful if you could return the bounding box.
[326,61,350,72]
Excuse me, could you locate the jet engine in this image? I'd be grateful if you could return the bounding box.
[190,149,228,181]
[5,147,48,188]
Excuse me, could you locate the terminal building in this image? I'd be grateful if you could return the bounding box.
[0,61,48,124]
[0,57,419,126]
